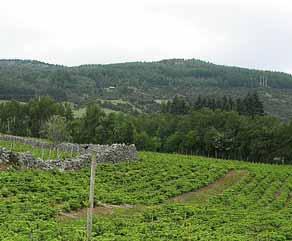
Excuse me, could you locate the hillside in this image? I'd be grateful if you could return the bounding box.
[1,151,292,240]
[1,59,292,120]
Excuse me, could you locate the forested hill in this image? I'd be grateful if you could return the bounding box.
[1,58,292,120]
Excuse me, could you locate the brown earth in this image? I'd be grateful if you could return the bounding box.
[58,203,136,221]
[169,170,248,204]
[0,163,9,171]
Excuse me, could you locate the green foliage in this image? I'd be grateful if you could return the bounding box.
[43,115,72,144]
[162,96,190,115]
[0,152,228,239]
[78,103,105,143]
[0,96,291,164]
[2,152,292,240]
[0,96,73,137]
[131,110,292,164]
[163,92,264,117]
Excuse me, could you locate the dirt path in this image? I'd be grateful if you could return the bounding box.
[58,203,137,221]
[0,163,9,171]
[58,170,248,220]
[169,170,248,204]
[58,206,114,221]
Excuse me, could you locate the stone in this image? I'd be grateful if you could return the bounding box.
[0,134,138,171]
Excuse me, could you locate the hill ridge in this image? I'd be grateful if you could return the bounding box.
[1,58,292,119]
[1,58,292,75]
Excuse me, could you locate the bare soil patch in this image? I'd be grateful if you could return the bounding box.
[58,203,135,221]
[170,170,248,204]
[0,163,9,171]
[58,207,113,221]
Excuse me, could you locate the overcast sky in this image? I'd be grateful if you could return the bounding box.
[1,0,292,73]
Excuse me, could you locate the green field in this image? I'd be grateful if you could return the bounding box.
[0,140,77,160]
[1,152,292,240]
[73,106,119,118]
[73,99,143,118]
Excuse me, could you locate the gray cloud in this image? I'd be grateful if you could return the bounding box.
[1,0,291,73]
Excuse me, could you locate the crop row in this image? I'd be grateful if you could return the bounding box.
[2,152,292,240]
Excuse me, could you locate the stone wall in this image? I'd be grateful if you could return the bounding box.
[0,134,138,171]
[0,148,91,170]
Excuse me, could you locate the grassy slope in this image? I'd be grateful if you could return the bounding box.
[73,106,119,118]
[1,152,292,240]
[0,139,77,160]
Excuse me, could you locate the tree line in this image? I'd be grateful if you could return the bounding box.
[0,97,73,138]
[161,92,264,117]
[0,96,291,164]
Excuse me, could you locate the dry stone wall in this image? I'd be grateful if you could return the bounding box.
[0,134,138,171]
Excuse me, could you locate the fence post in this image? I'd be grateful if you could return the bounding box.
[41,144,44,160]
[87,151,97,241]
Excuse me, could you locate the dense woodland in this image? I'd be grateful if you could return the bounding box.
[161,93,264,116]
[0,95,291,164]
[1,59,292,119]
[2,59,292,99]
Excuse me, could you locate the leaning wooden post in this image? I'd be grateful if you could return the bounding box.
[87,150,97,241]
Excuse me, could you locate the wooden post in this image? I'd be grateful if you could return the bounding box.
[41,144,44,160]
[87,151,97,241]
